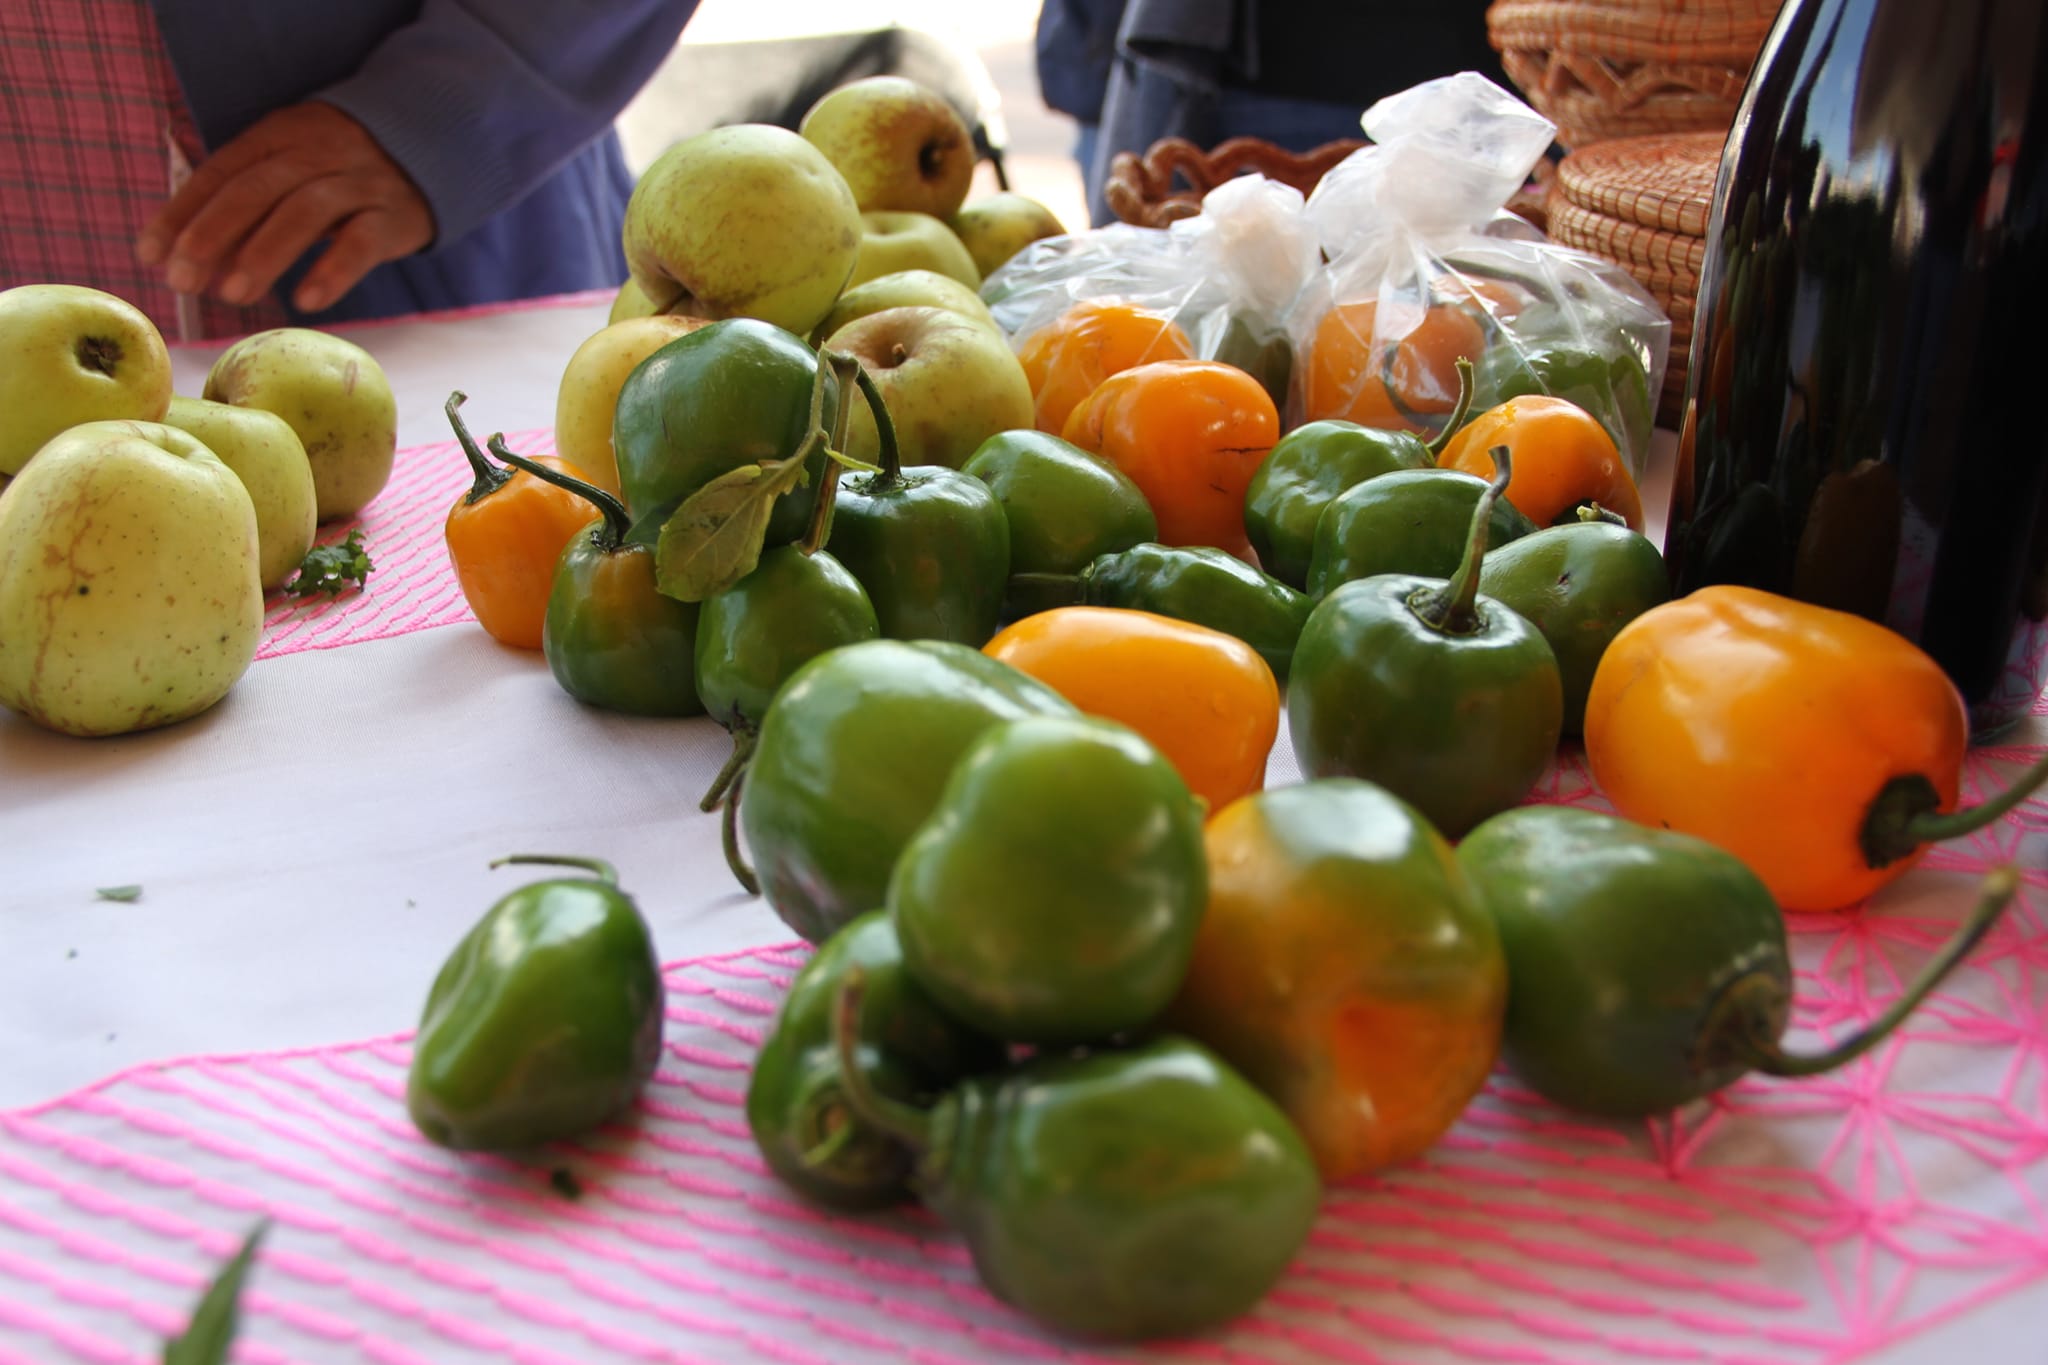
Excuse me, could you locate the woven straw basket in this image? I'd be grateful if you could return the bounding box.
[1546,130,1725,423]
[1487,0,1778,149]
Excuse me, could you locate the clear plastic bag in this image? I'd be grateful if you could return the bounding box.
[1292,73,1670,474]
[981,174,1323,419]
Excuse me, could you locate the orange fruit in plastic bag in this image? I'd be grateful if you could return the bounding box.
[1303,298,1487,435]
[1060,357,1279,559]
[1439,395,1644,529]
[1018,299,1197,435]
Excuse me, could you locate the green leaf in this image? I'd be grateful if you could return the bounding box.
[162,1220,268,1365]
[95,885,143,902]
[654,455,812,602]
[283,529,374,597]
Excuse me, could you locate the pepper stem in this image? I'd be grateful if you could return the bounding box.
[1002,571,1089,609]
[699,728,757,813]
[489,855,620,886]
[487,436,631,550]
[1423,357,1476,462]
[722,761,759,896]
[1411,444,1511,635]
[1860,752,2048,868]
[800,353,858,555]
[841,353,904,491]
[829,967,934,1151]
[446,392,512,503]
[1730,865,2019,1078]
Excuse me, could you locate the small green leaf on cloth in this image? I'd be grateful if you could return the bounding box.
[283,529,374,597]
[95,885,143,902]
[162,1219,269,1365]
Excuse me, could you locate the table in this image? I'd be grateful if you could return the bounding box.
[3,294,2043,1365]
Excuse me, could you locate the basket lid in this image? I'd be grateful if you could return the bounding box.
[1553,131,1725,236]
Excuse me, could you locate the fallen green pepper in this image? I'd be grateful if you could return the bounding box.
[746,910,1003,1210]
[890,712,1208,1045]
[1007,541,1312,680]
[1477,513,1670,735]
[832,974,1322,1342]
[407,856,665,1151]
[960,430,1156,620]
[1289,448,1563,838]
[490,439,702,717]
[1458,806,2019,1117]
[737,638,1075,941]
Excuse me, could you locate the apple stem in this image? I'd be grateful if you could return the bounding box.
[488,434,632,550]
[445,392,513,503]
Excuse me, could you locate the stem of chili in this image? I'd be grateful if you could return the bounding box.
[838,352,905,494]
[1410,445,1511,636]
[445,392,512,503]
[1722,865,2019,1079]
[489,436,631,551]
[699,729,757,812]
[1422,358,1476,463]
[489,855,620,885]
[799,354,855,556]
[721,760,760,896]
[1861,752,2048,868]
[828,967,934,1151]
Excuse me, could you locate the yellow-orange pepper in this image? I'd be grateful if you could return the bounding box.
[1583,585,2045,911]
[984,605,1279,814]
[1016,298,1196,436]
[1060,357,1278,560]
[443,393,597,651]
[1438,394,1644,529]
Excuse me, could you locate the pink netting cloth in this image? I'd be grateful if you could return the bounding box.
[256,428,559,660]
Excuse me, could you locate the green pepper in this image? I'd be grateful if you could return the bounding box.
[828,365,1009,645]
[1009,542,1311,680]
[1458,807,2019,1117]
[737,638,1075,942]
[890,712,1208,1045]
[1305,466,1539,600]
[1476,514,1670,735]
[1288,448,1562,838]
[830,976,1321,1342]
[696,545,877,733]
[490,440,702,717]
[612,318,837,548]
[1243,420,1435,589]
[960,430,1156,620]
[1473,339,1653,470]
[407,856,665,1151]
[746,910,1003,1210]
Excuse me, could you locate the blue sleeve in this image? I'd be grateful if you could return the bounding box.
[314,0,700,248]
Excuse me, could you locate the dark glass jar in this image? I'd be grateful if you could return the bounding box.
[1666,0,2048,737]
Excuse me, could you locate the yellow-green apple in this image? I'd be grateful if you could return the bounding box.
[847,211,980,292]
[0,420,262,736]
[825,307,1033,469]
[622,124,861,338]
[554,314,712,495]
[608,275,660,324]
[798,76,976,219]
[949,192,1067,279]
[203,328,397,523]
[0,284,173,479]
[813,268,999,344]
[161,395,315,592]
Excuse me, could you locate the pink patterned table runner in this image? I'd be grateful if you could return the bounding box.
[257,428,560,660]
[3,738,2044,1365]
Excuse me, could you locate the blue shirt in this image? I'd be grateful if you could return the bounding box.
[150,0,700,323]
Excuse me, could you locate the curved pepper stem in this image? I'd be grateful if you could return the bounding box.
[825,350,905,494]
[699,729,757,813]
[1860,751,2048,869]
[1724,864,2019,1079]
[1001,571,1090,609]
[1412,444,1511,636]
[1422,357,1477,463]
[829,967,935,1152]
[797,353,849,556]
[445,392,513,503]
[721,760,760,896]
[489,854,620,886]
[488,435,632,551]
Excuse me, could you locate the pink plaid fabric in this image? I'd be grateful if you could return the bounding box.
[0,0,285,340]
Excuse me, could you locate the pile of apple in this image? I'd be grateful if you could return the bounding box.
[0,287,398,737]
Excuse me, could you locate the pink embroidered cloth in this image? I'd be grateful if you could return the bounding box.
[256,429,556,659]
[2,739,2043,1364]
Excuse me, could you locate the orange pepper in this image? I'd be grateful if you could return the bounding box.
[1016,298,1197,435]
[1302,298,1487,435]
[442,394,598,651]
[1059,357,1278,559]
[983,605,1279,814]
[1438,395,1645,529]
[1583,585,2047,912]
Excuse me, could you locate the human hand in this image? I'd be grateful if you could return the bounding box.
[137,102,435,315]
